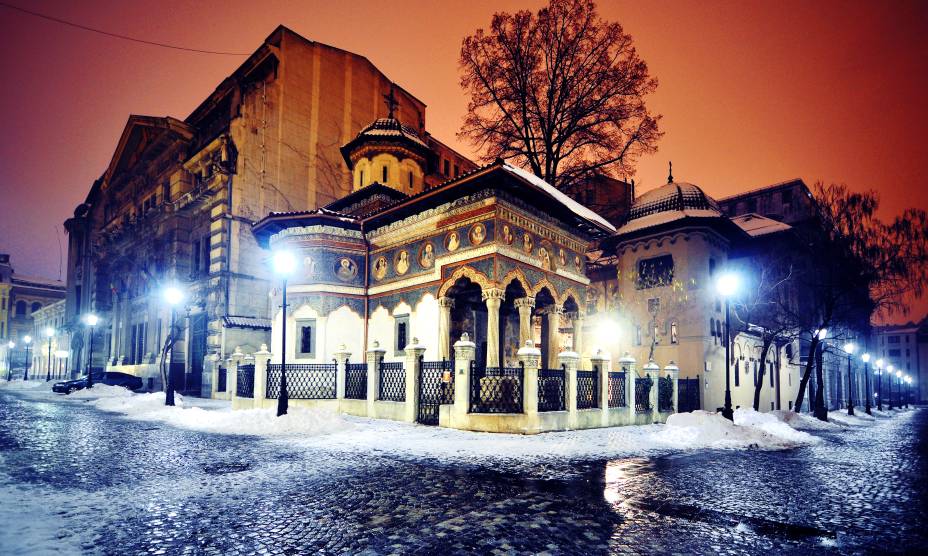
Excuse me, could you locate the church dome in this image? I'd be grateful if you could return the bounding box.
[353,118,429,149]
[626,182,721,221]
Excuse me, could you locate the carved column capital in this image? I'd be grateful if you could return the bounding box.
[481,288,505,302]
[438,296,456,309]
[514,296,536,310]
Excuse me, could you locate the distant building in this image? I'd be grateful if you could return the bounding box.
[874,321,925,403]
[0,254,66,376]
[64,26,476,394]
[718,178,817,226]
[30,299,69,380]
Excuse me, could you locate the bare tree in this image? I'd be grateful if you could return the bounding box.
[459,0,662,188]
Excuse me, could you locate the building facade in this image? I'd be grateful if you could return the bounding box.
[29,299,70,381]
[0,254,66,377]
[63,26,475,393]
[874,321,926,403]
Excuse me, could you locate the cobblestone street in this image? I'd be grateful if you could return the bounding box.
[0,389,925,555]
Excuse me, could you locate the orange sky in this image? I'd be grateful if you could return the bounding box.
[1,0,926,322]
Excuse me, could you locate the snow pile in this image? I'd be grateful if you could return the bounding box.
[90,390,352,438]
[657,410,816,450]
[769,410,841,430]
[828,409,875,426]
[67,383,134,399]
[733,408,821,444]
[0,379,51,391]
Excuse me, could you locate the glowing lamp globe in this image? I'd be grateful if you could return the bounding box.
[715,272,740,298]
[272,250,297,277]
[83,314,99,327]
[23,335,32,345]
[861,353,871,363]
[45,327,55,338]
[843,342,856,354]
[163,286,184,307]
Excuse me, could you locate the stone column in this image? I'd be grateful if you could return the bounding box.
[404,337,426,422]
[482,288,505,368]
[228,346,243,400]
[515,297,535,347]
[333,344,351,401]
[559,350,580,429]
[569,311,585,360]
[208,354,220,398]
[366,341,386,416]
[452,333,476,422]
[591,349,611,426]
[437,297,454,360]
[518,340,541,419]
[664,361,680,414]
[109,293,120,365]
[547,308,564,368]
[643,359,660,420]
[620,353,637,422]
[252,344,271,405]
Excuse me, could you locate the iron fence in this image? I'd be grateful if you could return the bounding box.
[538,367,566,412]
[677,378,700,412]
[658,375,673,412]
[216,366,227,392]
[236,364,255,398]
[470,363,524,413]
[418,359,455,425]
[266,363,336,399]
[635,376,652,412]
[345,362,368,400]
[577,368,599,409]
[379,361,406,402]
[608,371,626,408]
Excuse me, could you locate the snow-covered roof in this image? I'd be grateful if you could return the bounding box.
[501,162,616,233]
[615,209,723,235]
[614,181,727,236]
[350,118,428,149]
[730,213,792,237]
[223,316,271,330]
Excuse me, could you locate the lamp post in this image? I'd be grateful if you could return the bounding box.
[715,271,740,421]
[163,285,185,407]
[6,341,14,381]
[861,353,872,415]
[895,370,902,409]
[903,375,911,408]
[842,342,856,415]
[55,350,69,380]
[887,365,895,410]
[44,327,55,381]
[272,250,297,417]
[876,358,884,411]
[83,313,99,388]
[22,335,32,381]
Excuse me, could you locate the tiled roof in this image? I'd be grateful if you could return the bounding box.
[223,316,271,330]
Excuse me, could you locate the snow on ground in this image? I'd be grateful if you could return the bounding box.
[732,408,821,445]
[769,409,842,430]
[0,379,53,391]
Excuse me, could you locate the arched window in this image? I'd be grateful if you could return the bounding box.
[382,166,388,182]
[716,320,722,339]
[15,300,26,316]
[734,360,740,386]
[670,321,678,344]
[32,302,42,313]
[709,318,715,337]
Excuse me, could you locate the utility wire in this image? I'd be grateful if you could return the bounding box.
[0,1,250,55]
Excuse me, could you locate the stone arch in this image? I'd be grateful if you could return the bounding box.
[560,287,581,309]
[530,278,560,302]
[438,265,493,298]
[499,268,531,295]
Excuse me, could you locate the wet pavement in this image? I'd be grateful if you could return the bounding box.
[0,389,925,555]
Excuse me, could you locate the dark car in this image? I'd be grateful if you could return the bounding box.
[53,371,143,395]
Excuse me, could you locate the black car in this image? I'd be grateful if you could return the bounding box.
[53,371,143,394]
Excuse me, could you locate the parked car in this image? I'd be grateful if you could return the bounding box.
[53,372,143,395]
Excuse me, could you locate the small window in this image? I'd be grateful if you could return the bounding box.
[635,325,642,346]
[31,302,42,313]
[443,159,450,176]
[785,343,793,359]
[752,360,757,387]
[15,300,27,316]
[453,164,459,177]
[716,320,722,339]
[408,172,413,189]
[395,314,410,354]
[710,318,715,337]
[297,319,316,358]
[636,255,674,289]
[769,361,774,387]
[382,166,388,182]
[781,189,792,205]
[670,321,678,344]
[788,400,793,410]
[360,170,365,186]
[734,361,740,387]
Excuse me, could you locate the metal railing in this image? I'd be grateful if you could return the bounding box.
[577,367,599,409]
[608,371,626,408]
[236,364,255,398]
[538,366,566,412]
[635,376,652,412]
[421,359,455,404]
[266,363,336,399]
[345,362,368,400]
[658,375,673,412]
[379,361,406,402]
[470,363,524,413]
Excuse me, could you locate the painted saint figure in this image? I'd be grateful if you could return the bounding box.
[446,231,460,252]
[522,233,533,254]
[419,242,435,268]
[373,256,388,281]
[469,223,486,246]
[501,224,514,244]
[395,250,410,275]
[336,258,358,281]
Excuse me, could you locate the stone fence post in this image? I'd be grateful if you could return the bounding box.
[228,346,243,400]
[619,353,637,421]
[453,333,476,421]
[252,344,271,403]
[559,350,580,430]
[518,340,541,418]
[366,341,386,415]
[664,361,680,413]
[333,344,351,400]
[591,349,611,426]
[643,359,660,421]
[208,354,220,398]
[404,338,425,422]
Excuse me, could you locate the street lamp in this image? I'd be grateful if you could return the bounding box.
[272,249,297,417]
[715,271,740,421]
[162,285,185,407]
[887,364,895,409]
[894,370,902,409]
[861,353,872,415]
[83,313,99,388]
[6,340,14,381]
[903,375,911,408]
[843,342,856,415]
[44,327,55,382]
[55,350,69,380]
[876,358,884,411]
[22,335,32,381]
